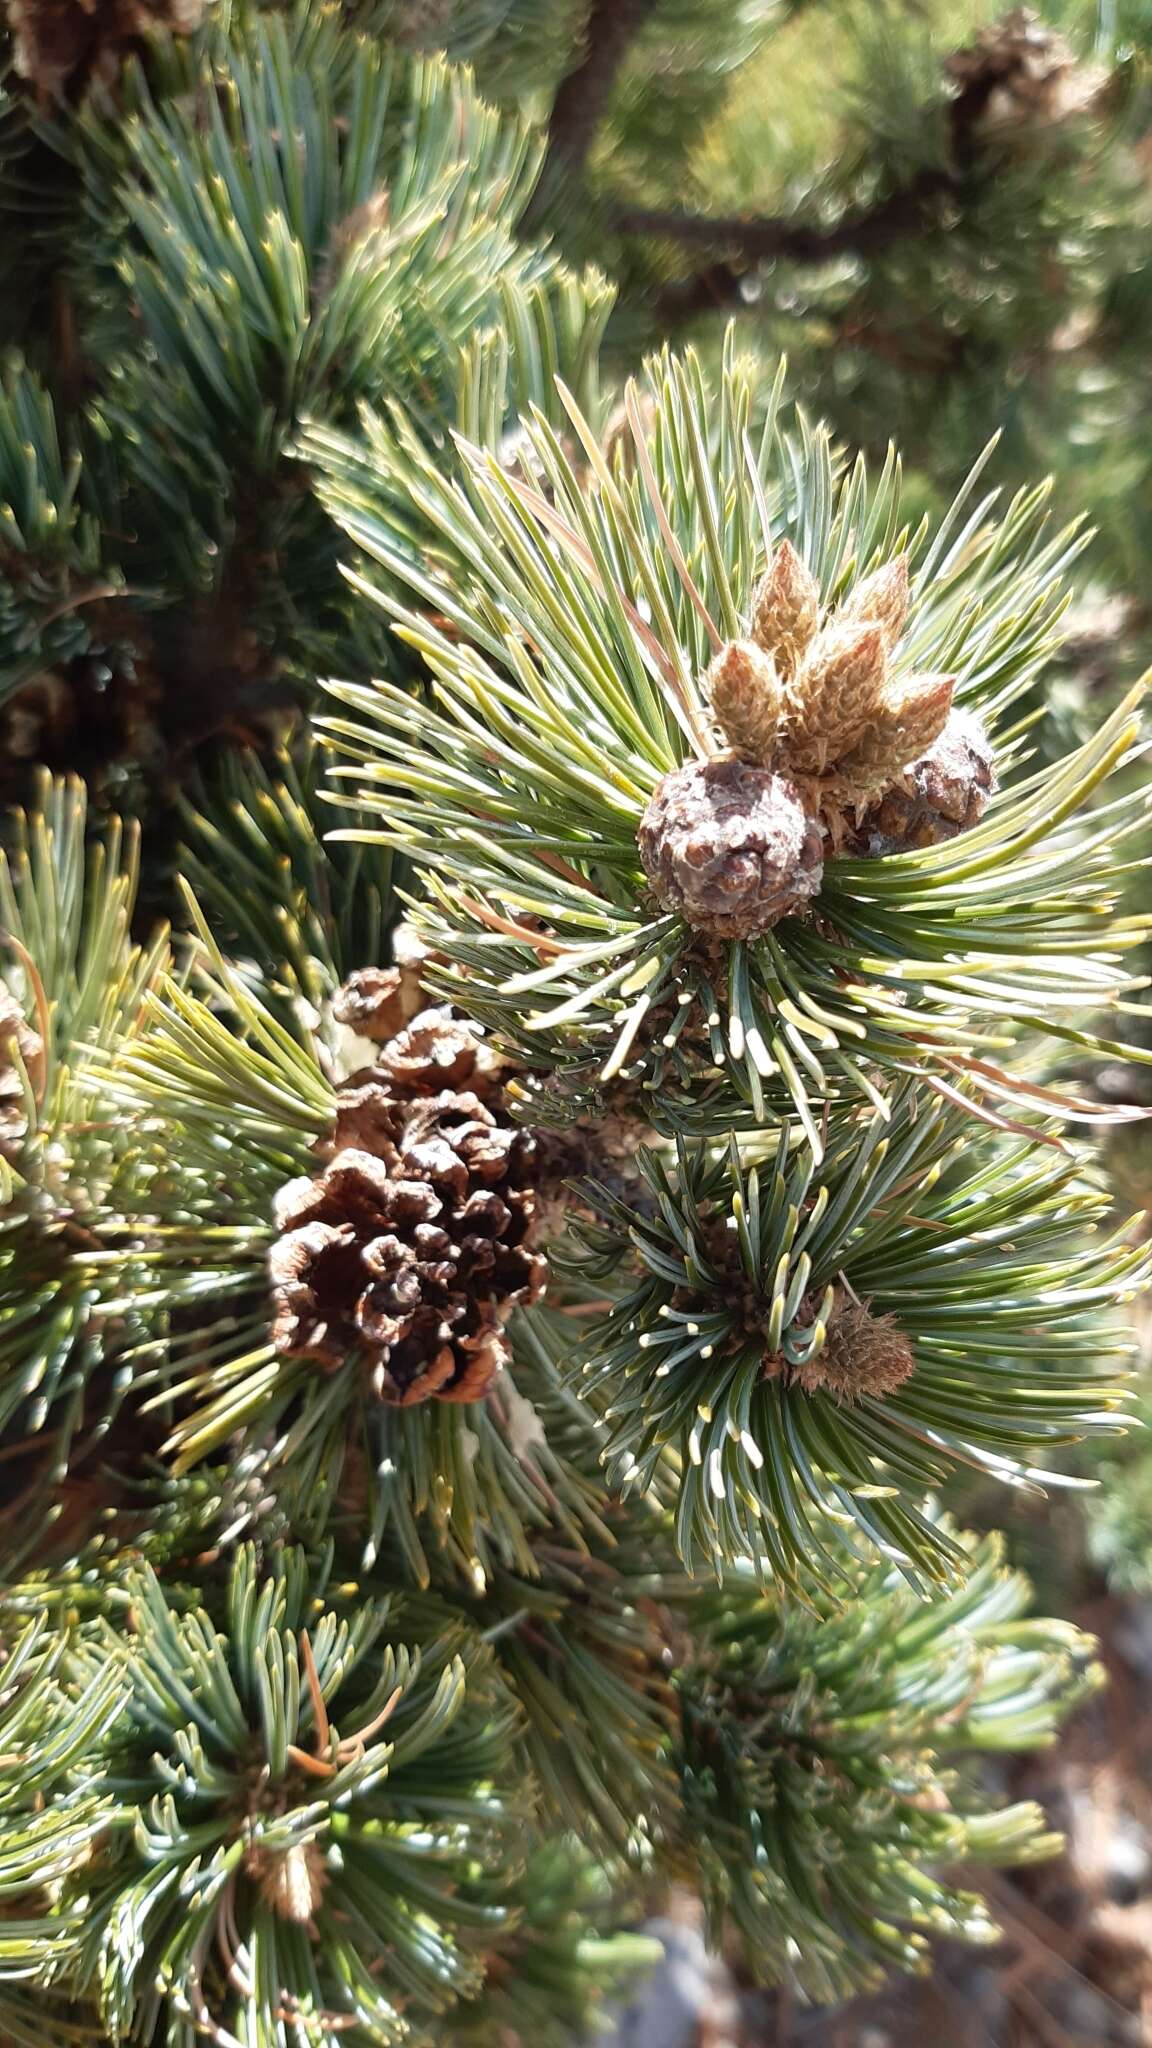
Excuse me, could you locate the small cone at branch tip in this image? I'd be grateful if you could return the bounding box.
[839,553,911,643]
[785,619,891,774]
[750,538,820,679]
[790,1296,916,1404]
[845,708,998,854]
[637,756,824,940]
[245,1838,328,1926]
[706,639,783,765]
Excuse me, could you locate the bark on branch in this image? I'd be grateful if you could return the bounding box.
[612,166,958,322]
[522,0,663,229]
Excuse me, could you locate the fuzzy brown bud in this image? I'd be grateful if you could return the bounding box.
[792,1295,916,1403]
[833,672,955,794]
[637,756,823,940]
[785,620,890,775]
[839,554,911,644]
[750,539,820,680]
[706,639,782,765]
[246,1840,327,1926]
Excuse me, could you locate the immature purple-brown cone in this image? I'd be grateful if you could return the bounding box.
[844,709,997,855]
[638,756,824,940]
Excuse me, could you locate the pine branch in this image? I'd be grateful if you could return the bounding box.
[669,1529,1101,2002]
[562,1090,1144,1585]
[319,340,1148,1137]
[607,26,1073,325]
[0,1546,530,2047]
[611,165,954,268]
[521,0,664,229]
[621,168,959,323]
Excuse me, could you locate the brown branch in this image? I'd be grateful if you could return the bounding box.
[615,167,958,324]
[612,51,1009,326]
[521,0,664,229]
[609,170,954,261]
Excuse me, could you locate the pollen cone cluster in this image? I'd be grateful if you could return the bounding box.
[736,541,960,802]
[639,539,998,939]
[269,997,547,1406]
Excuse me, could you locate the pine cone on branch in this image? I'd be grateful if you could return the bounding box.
[4,0,205,99]
[269,1004,547,1406]
[697,538,994,871]
[637,755,824,939]
[842,710,998,854]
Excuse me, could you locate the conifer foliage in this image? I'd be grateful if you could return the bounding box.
[0,5,1147,2046]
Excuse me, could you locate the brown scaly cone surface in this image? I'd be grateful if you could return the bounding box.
[842,708,998,856]
[268,998,547,1407]
[637,754,825,941]
[4,0,205,98]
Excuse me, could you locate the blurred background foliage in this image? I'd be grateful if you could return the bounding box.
[443,0,1152,629]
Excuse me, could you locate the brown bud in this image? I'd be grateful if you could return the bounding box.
[839,554,910,644]
[706,639,782,765]
[247,1839,327,1925]
[835,673,955,793]
[750,539,820,679]
[793,1296,915,1404]
[785,620,889,775]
